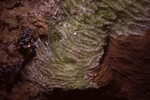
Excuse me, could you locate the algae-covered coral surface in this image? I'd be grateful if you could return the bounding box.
[24,0,150,91]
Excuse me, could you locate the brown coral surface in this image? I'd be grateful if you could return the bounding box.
[92,32,150,100]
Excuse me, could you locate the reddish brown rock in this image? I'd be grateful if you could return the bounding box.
[0,0,60,67]
[0,49,8,64]
[0,2,62,100]
[5,0,17,9]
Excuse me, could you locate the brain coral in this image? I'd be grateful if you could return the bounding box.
[23,0,150,91]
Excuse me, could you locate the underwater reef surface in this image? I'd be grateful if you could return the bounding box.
[0,0,150,100]
[23,0,150,91]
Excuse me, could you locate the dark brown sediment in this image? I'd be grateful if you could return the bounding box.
[92,32,150,100]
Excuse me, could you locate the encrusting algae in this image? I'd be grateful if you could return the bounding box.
[23,0,150,91]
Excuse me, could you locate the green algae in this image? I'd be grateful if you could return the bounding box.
[24,0,150,91]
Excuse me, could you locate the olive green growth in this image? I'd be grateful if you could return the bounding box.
[24,0,150,90]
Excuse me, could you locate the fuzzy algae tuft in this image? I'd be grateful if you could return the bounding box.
[23,0,150,91]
